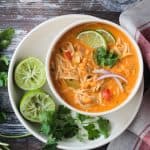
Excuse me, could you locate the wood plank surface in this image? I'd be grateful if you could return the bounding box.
[0,0,148,150]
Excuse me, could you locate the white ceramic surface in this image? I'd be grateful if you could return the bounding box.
[46,19,143,116]
[8,14,144,150]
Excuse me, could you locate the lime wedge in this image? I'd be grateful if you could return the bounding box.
[77,30,107,49]
[20,90,55,123]
[14,57,46,90]
[96,29,115,45]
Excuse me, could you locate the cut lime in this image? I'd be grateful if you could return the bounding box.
[20,90,55,123]
[77,30,107,49]
[96,29,115,45]
[14,57,46,90]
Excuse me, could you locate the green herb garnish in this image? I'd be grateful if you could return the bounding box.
[78,114,92,122]
[0,72,8,87]
[40,105,79,150]
[40,105,111,149]
[97,117,110,138]
[84,123,100,140]
[0,55,9,87]
[0,27,15,50]
[94,47,118,68]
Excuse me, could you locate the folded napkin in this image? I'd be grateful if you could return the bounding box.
[119,0,150,70]
[108,0,150,149]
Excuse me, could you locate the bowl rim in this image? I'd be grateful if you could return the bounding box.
[46,18,143,116]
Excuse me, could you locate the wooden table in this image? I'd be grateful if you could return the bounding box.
[0,0,149,149]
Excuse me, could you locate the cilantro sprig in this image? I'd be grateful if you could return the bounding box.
[0,55,9,87]
[40,106,79,150]
[40,106,111,150]
[94,47,118,68]
[0,27,15,50]
[78,114,111,139]
[0,27,14,149]
[0,27,14,87]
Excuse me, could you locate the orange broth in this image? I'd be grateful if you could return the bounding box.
[50,23,139,113]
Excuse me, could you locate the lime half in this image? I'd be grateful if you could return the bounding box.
[96,29,115,45]
[14,57,46,90]
[77,30,107,49]
[20,90,55,123]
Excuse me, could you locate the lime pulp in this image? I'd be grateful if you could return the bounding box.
[20,90,56,123]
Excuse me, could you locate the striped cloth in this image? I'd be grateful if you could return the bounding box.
[108,0,150,150]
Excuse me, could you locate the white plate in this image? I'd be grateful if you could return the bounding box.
[8,14,144,150]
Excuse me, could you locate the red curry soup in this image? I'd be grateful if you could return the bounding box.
[50,22,139,113]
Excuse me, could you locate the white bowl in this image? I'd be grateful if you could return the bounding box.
[46,19,143,116]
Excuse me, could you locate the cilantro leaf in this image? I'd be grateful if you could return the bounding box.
[54,106,79,140]
[57,105,70,116]
[39,111,55,135]
[0,28,15,50]
[0,111,6,123]
[43,135,57,150]
[78,114,92,122]
[97,117,110,138]
[94,47,118,68]
[0,55,9,72]
[0,72,8,87]
[84,123,100,140]
[40,105,111,149]
[40,105,79,148]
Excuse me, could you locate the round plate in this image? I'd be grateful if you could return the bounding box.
[8,14,144,150]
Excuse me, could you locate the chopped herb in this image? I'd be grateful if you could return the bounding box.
[84,123,100,140]
[39,111,55,136]
[0,27,13,88]
[0,27,15,50]
[0,72,8,87]
[97,117,110,138]
[78,114,92,122]
[0,112,6,123]
[43,135,57,150]
[40,105,111,149]
[0,55,9,72]
[94,47,118,68]
[40,106,79,150]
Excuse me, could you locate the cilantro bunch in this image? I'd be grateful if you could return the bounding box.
[0,55,9,87]
[0,27,14,87]
[40,106,79,150]
[40,105,111,150]
[0,27,14,138]
[94,47,118,68]
[0,28,15,50]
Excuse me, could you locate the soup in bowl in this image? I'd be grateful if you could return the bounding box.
[46,19,143,116]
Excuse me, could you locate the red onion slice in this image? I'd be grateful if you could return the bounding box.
[114,78,124,92]
[97,74,127,83]
[93,69,126,91]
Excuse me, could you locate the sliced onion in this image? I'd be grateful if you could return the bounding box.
[114,78,124,92]
[93,69,110,74]
[93,69,126,91]
[97,74,127,83]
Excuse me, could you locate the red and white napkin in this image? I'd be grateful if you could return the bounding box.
[108,0,150,149]
[119,0,150,70]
